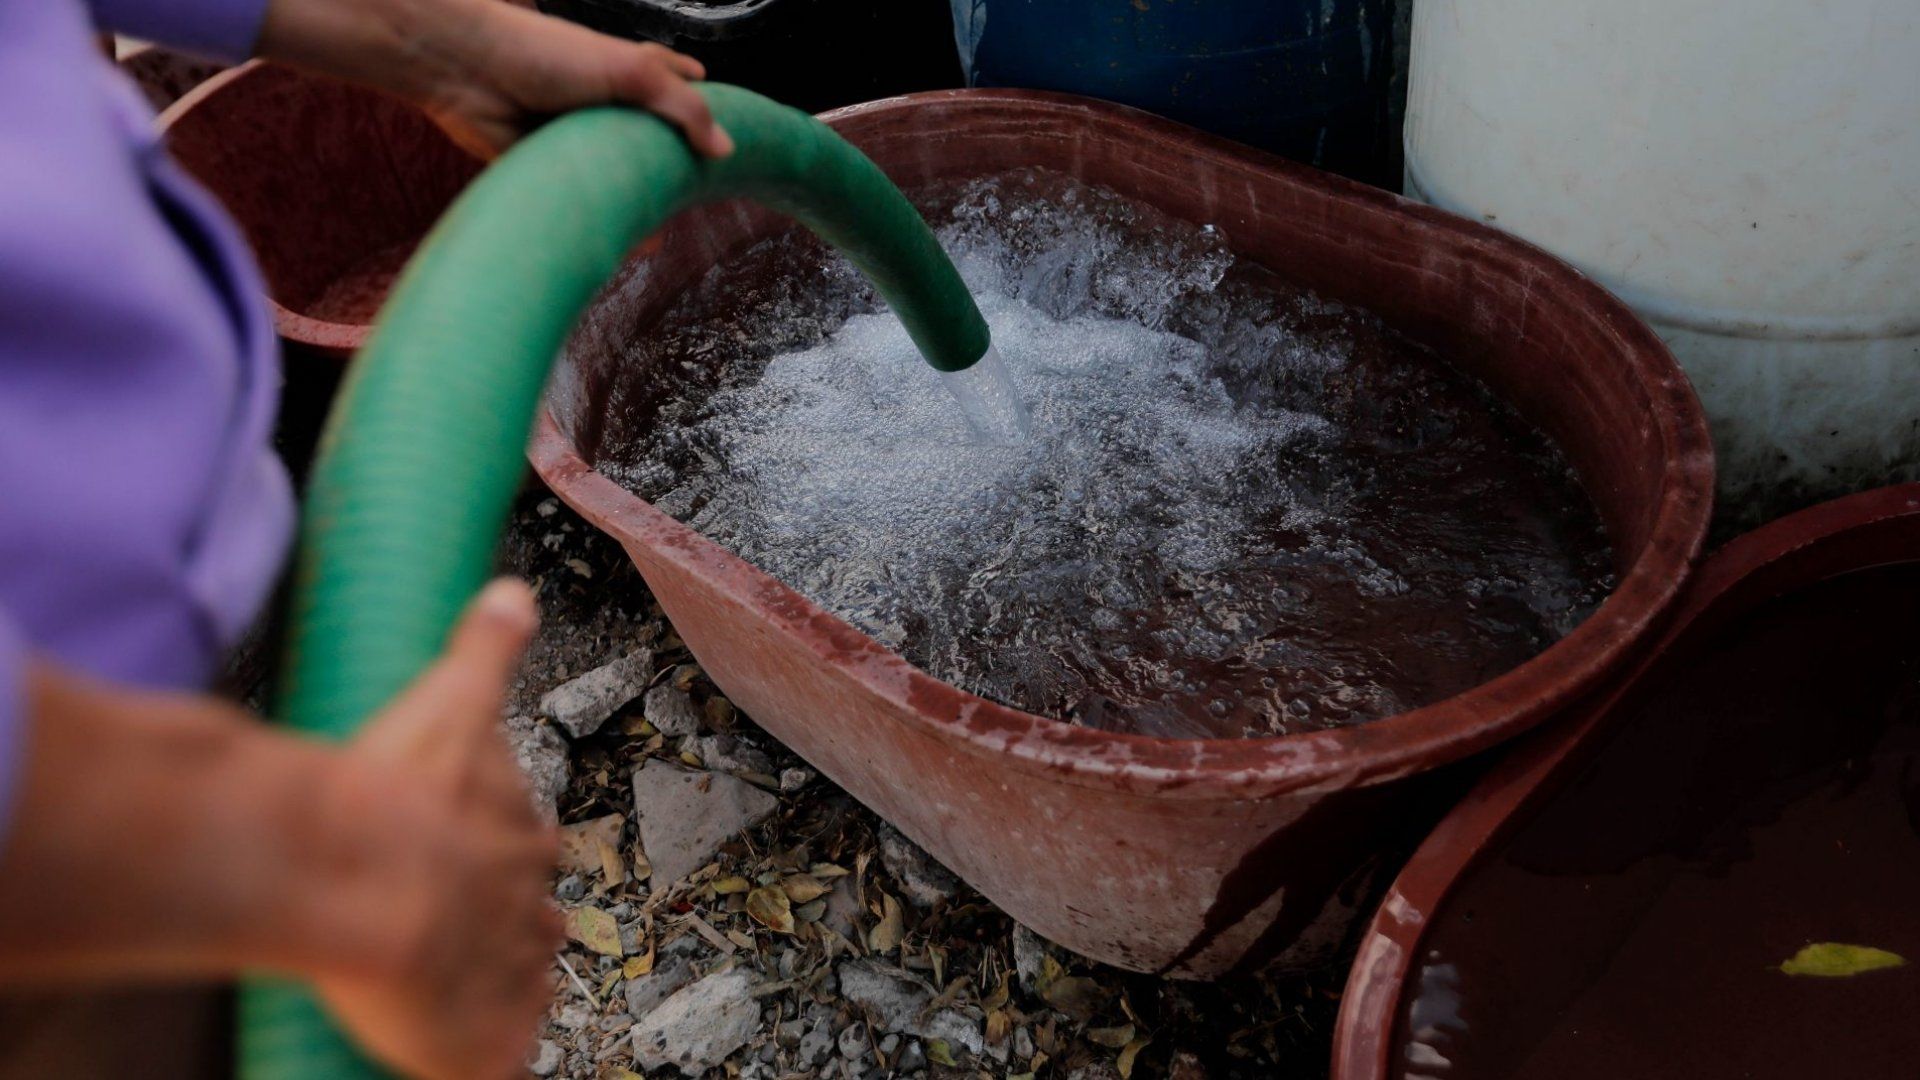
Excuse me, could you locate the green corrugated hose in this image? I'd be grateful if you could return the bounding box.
[238,83,989,1078]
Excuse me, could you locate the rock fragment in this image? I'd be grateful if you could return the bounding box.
[629,967,761,1074]
[644,683,704,738]
[798,1016,834,1067]
[1012,922,1048,996]
[504,714,569,818]
[624,936,706,1019]
[539,648,653,738]
[631,759,779,886]
[837,959,984,1056]
[527,1039,562,1077]
[877,823,961,909]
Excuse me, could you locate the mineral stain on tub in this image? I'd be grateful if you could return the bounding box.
[592,169,1614,739]
[1393,565,1920,1080]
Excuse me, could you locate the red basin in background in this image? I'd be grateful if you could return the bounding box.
[1333,483,1920,1078]
[159,62,482,361]
[530,90,1715,977]
[116,42,226,113]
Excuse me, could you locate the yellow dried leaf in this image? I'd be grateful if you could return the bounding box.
[598,969,622,997]
[985,1008,1012,1047]
[746,885,796,934]
[624,939,656,978]
[712,875,753,895]
[1117,1036,1150,1079]
[867,892,904,954]
[679,751,703,768]
[1038,953,1065,993]
[632,844,653,882]
[780,875,831,904]
[810,863,852,879]
[1780,942,1907,977]
[1040,975,1109,1020]
[982,975,1010,1012]
[597,837,627,888]
[926,1040,958,1067]
[1087,1024,1135,1049]
[565,906,623,958]
[726,928,756,950]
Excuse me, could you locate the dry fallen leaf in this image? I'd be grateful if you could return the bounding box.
[712,875,753,895]
[868,892,904,954]
[1780,942,1907,977]
[632,843,653,883]
[596,837,626,889]
[1117,1036,1150,1079]
[565,906,623,958]
[1087,1024,1136,1049]
[624,931,656,978]
[780,875,831,903]
[557,815,624,876]
[810,863,852,880]
[1037,953,1065,994]
[746,885,796,934]
[985,1008,1012,1047]
[794,899,828,923]
[926,1040,958,1067]
[1041,975,1110,1020]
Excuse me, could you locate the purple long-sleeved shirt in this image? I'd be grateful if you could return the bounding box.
[0,0,293,834]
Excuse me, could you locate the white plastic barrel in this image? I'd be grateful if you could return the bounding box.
[1405,0,1920,523]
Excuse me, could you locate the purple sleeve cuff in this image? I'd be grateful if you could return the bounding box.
[0,612,24,846]
[89,0,269,62]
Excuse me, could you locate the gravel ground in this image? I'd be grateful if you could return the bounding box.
[496,492,1344,1080]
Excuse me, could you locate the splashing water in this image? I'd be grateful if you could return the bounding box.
[940,342,1031,445]
[590,169,1614,739]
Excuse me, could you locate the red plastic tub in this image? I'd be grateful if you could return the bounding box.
[531,90,1715,977]
[159,62,482,360]
[116,42,225,112]
[1334,483,1920,1078]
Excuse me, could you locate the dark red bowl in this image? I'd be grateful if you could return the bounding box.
[159,62,482,360]
[1335,483,1920,1078]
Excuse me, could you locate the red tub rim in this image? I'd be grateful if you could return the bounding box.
[1329,481,1920,1080]
[529,88,1715,801]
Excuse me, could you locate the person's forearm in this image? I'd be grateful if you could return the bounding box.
[0,663,365,984]
[256,0,487,105]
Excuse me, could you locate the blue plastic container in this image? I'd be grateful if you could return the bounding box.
[952,0,1397,183]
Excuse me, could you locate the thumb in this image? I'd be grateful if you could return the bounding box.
[423,577,540,717]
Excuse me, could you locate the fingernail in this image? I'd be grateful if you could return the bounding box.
[713,128,735,157]
[477,577,538,629]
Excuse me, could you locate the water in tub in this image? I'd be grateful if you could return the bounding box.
[593,169,1614,740]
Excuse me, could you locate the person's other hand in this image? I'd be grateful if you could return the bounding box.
[259,0,734,160]
[309,578,562,1080]
[421,3,734,159]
